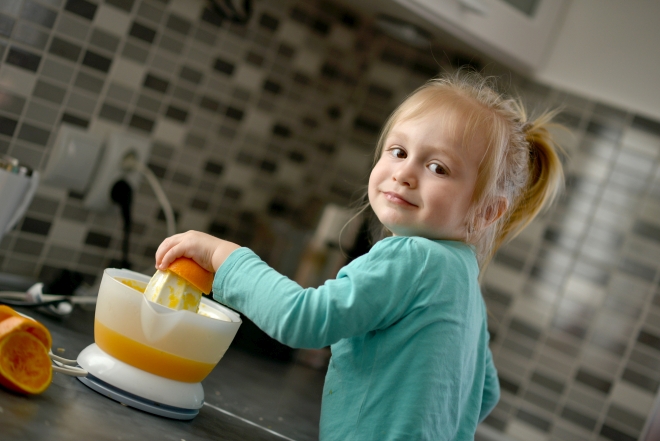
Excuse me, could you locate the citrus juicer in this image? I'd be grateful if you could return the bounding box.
[77,268,241,420]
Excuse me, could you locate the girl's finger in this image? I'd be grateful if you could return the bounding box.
[155,233,185,266]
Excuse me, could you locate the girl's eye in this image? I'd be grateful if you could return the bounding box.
[429,163,448,175]
[390,148,406,159]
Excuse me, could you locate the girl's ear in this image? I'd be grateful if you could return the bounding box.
[481,197,508,228]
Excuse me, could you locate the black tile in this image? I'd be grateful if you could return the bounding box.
[586,120,621,142]
[82,50,112,72]
[49,37,82,62]
[575,368,612,393]
[622,368,659,392]
[190,198,208,211]
[494,249,525,271]
[99,103,127,123]
[85,231,111,248]
[143,74,169,93]
[509,318,541,341]
[555,111,582,129]
[272,124,291,138]
[166,13,191,35]
[236,151,252,165]
[353,115,381,135]
[61,112,89,128]
[516,409,551,432]
[201,7,223,27]
[245,51,264,67]
[259,13,279,31]
[106,0,134,13]
[20,217,51,236]
[606,403,647,431]
[293,72,310,86]
[381,49,405,66]
[129,114,155,133]
[600,424,637,441]
[277,43,295,59]
[225,106,243,121]
[318,142,335,154]
[6,46,41,72]
[618,257,656,282]
[632,220,660,242]
[156,208,179,223]
[0,13,15,37]
[411,60,438,77]
[204,161,223,175]
[311,19,330,36]
[321,62,340,80]
[263,80,282,94]
[165,105,187,122]
[17,123,50,146]
[64,0,97,21]
[368,84,393,100]
[129,21,157,43]
[260,160,277,173]
[590,332,627,356]
[0,115,18,136]
[213,58,235,75]
[637,329,660,351]
[179,65,203,84]
[289,6,308,24]
[223,187,241,200]
[21,0,57,28]
[631,114,660,137]
[288,151,305,163]
[561,406,597,431]
[482,285,513,308]
[302,116,318,128]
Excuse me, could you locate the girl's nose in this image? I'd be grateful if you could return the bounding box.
[393,164,417,188]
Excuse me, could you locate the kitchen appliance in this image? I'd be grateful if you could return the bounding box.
[77,268,241,420]
[0,155,40,243]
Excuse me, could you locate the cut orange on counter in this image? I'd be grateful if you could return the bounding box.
[168,257,214,294]
[0,307,53,395]
[0,316,52,350]
[0,331,52,394]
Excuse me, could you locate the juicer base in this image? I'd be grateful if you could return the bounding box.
[78,373,200,420]
[77,343,204,419]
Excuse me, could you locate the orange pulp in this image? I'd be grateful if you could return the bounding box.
[94,320,216,383]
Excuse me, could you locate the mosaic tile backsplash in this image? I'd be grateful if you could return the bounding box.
[1,0,660,440]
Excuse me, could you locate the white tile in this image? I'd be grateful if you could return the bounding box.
[367,62,407,88]
[240,187,270,212]
[153,119,186,146]
[328,25,355,51]
[94,4,131,36]
[510,296,555,329]
[335,142,372,177]
[0,65,37,96]
[610,381,656,417]
[49,219,87,245]
[108,58,146,89]
[563,276,605,307]
[178,210,210,233]
[242,109,273,138]
[621,127,660,157]
[276,161,305,187]
[292,47,324,76]
[222,163,252,190]
[506,420,549,441]
[483,262,526,295]
[278,20,308,47]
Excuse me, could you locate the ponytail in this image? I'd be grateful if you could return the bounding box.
[489,108,565,264]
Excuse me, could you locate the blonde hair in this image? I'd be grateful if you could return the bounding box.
[370,70,564,268]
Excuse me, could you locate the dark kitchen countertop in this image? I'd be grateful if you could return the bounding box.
[0,304,325,441]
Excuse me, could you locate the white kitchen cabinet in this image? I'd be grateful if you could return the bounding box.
[392,0,569,73]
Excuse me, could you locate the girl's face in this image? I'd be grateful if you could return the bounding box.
[368,106,486,240]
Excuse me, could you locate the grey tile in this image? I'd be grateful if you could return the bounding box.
[46,245,76,262]
[561,405,597,431]
[73,71,104,94]
[622,367,659,392]
[509,318,542,341]
[599,424,638,441]
[158,32,184,54]
[49,36,82,62]
[515,408,552,432]
[33,80,67,104]
[13,21,49,49]
[522,388,558,413]
[106,82,134,103]
[13,237,44,255]
[179,65,203,84]
[136,1,164,24]
[17,122,50,146]
[0,0,21,15]
[77,251,105,267]
[531,370,565,394]
[575,368,612,393]
[89,28,120,53]
[165,13,191,35]
[106,0,134,13]
[129,113,154,132]
[21,0,57,29]
[172,85,194,102]
[66,90,97,114]
[136,93,161,112]
[56,13,90,41]
[25,100,59,125]
[193,27,216,45]
[151,141,174,159]
[0,90,26,115]
[566,384,606,413]
[544,334,581,357]
[98,102,127,123]
[121,41,149,63]
[3,257,36,277]
[41,57,75,83]
[606,404,646,431]
[185,132,205,148]
[150,52,176,72]
[629,346,660,370]
[27,195,60,216]
[502,337,535,359]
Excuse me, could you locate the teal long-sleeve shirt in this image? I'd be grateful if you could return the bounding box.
[213,236,499,440]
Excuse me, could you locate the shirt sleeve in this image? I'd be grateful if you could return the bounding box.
[213,239,428,349]
[478,347,500,422]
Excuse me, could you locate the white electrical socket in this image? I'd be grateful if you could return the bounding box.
[83,131,152,211]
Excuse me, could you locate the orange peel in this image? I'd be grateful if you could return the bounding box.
[167,257,214,294]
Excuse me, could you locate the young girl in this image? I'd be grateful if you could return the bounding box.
[155,71,564,440]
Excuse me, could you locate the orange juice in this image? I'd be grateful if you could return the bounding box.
[94,320,216,383]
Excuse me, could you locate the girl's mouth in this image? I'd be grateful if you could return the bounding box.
[383,191,417,207]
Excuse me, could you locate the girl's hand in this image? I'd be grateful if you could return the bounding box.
[155,230,240,273]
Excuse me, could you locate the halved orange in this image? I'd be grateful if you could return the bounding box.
[168,257,214,294]
[0,305,20,322]
[0,316,52,350]
[0,331,52,394]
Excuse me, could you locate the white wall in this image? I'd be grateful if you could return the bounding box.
[537,0,660,120]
